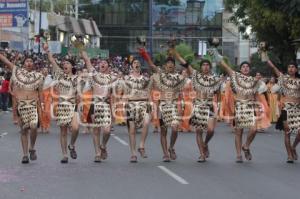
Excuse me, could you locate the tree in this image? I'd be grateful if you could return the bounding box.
[224,0,300,70]
[29,0,92,16]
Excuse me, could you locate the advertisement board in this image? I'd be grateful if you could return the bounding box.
[0,0,28,27]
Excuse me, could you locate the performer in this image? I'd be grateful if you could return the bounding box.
[267,60,300,163]
[173,50,222,162]
[79,68,93,134]
[40,67,53,133]
[121,59,151,163]
[0,53,44,164]
[179,69,194,133]
[266,77,279,123]
[139,47,186,162]
[211,49,266,163]
[81,51,116,163]
[255,73,271,131]
[44,44,79,164]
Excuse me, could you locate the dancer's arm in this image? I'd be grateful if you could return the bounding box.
[80,51,93,72]
[267,60,281,77]
[43,43,60,72]
[171,48,194,74]
[138,47,159,73]
[0,52,15,71]
[219,60,234,76]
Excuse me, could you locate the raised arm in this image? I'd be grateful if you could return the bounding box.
[0,52,15,71]
[138,47,159,73]
[219,60,234,76]
[209,48,233,76]
[80,51,93,72]
[267,60,281,77]
[171,48,194,74]
[42,43,60,71]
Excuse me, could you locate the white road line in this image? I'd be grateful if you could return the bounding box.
[157,166,189,185]
[112,135,128,146]
[0,132,8,138]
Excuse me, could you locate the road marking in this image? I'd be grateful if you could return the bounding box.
[112,134,128,146]
[157,166,189,185]
[0,132,8,138]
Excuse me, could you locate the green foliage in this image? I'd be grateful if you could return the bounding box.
[224,0,300,67]
[153,51,167,66]
[175,43,195,64]
[250,52,281,76]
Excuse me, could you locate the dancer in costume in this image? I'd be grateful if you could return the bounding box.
[267,60,300,163]
[0,53,44,164]
[211,49,266,163]
[78,68,93,134]
[121,59,151,163]
[255,73,271,131]
[81,51,117,163]
[266,77,279,123]
[44,43,79,164]
[139,47,186,162]
[179,69,194,133]
[40,67,53,134]
[173,50,222,162]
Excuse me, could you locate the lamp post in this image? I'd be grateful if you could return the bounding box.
[148,0,153,56]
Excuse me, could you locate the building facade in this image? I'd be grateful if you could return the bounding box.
[79,0,224,56]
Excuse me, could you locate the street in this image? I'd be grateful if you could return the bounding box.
[0,112,299,199]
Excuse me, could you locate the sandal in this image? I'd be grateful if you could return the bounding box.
[61,157,68,164]
[94,155,101,163]
[163,155,171,162]
[242,146,252,161]
[100,146,108,160]
[203,144,209,158]
[29,149,37,161]
[21,156,29,164]
[168,148,177,160]
[236,156,243,163]
[138,148,148,158]
[130,155,137,163]
[68,145,77,159]
[291,148,298,160]
[197,156,206,163]
[286,158,294,164]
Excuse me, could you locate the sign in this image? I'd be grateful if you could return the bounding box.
[48,41,62,54]
[198,40,207,56]
[0,0,28,27]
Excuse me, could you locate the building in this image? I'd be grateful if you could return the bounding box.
[79,0,224,56]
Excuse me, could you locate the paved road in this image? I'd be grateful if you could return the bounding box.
[0,112,299,199]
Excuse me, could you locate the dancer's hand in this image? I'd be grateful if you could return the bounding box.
[208,48,223,63]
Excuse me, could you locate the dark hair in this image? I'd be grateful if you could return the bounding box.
[4,72,11,80]
[130,58,140,65]
[22,56,34,65]
[165,56,175,64]
[63,59,76,67]
[98,59,110,66]
[239,61,251,68]
[200,59,212,67]
[287,61,300,78]
[287,61,297,68]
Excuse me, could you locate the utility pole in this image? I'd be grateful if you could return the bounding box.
[38,0,42,53]
[75,0,78,19]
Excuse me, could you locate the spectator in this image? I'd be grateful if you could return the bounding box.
[0,72,11,112]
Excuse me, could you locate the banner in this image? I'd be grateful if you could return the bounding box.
[0,0,28,27]
[61,47,109,59]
